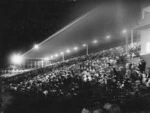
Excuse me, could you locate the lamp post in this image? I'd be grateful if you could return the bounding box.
[44,57,49,66]
[41,59,44,68]
[33,44,40,68]
[131,28,133,47]
[83,44,88,55]
[86,45,88,55]
[122,29,128,54]
[60,52,64,62]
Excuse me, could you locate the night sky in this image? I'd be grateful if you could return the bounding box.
[0,0,143,68]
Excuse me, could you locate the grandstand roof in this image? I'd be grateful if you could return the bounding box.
[23,2,140,60]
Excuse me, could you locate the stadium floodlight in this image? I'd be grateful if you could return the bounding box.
[82,44,87,47]
[122,29,127,34]
[34,44,39,50]
[74,46,78,51]
[50,56,54,59]
[44,57,49,61]
[106,35,111,39]
[60,52,64,55]
[55,54,58,57]
[10,54,23,65]
[66,49,70,53]
[93,39,98,44]
[60,52,65,62]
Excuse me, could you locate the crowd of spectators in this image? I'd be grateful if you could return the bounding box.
[1,42,150,113]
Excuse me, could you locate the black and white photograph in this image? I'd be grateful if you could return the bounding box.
[0,0,150,113]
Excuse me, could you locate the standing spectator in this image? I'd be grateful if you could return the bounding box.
[138,58,146,73]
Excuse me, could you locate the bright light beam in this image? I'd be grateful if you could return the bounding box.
[22,7,98,56]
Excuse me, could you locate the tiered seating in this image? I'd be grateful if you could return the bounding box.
[1,42,150,113]
[2,42,149,94]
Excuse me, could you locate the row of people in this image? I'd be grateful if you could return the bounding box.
[1,42,149,99]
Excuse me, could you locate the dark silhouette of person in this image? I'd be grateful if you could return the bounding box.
[138,58,146,73]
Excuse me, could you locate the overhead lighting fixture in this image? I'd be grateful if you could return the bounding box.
[34,44,39,50]
[82,44,87,47]
[74,46,78,50]
[60,52,64,55]
[44,57,49,61]
[122,29,127,34]
[93,39,98,44]
[55,54,58,57]
[66,49,70,53]
[106,35,111,39]
[10,54,23,65]
[50,56,54,59]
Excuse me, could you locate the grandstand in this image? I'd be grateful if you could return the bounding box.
[1,1,150,113]
[1,40,150,113]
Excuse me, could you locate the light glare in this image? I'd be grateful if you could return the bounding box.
[50,56,54,59]
[11,54,23,65]
[44,57,49,61]
[146,42,150,53]
[82,44,87,47]
[122,29,127,34]
[60,52,64,55]
[55,54,58,57]
[106,35,111,39]
[34,44,39,50]
[74,47,78,50]
[93,39,98,44]
[66,49,70,53]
